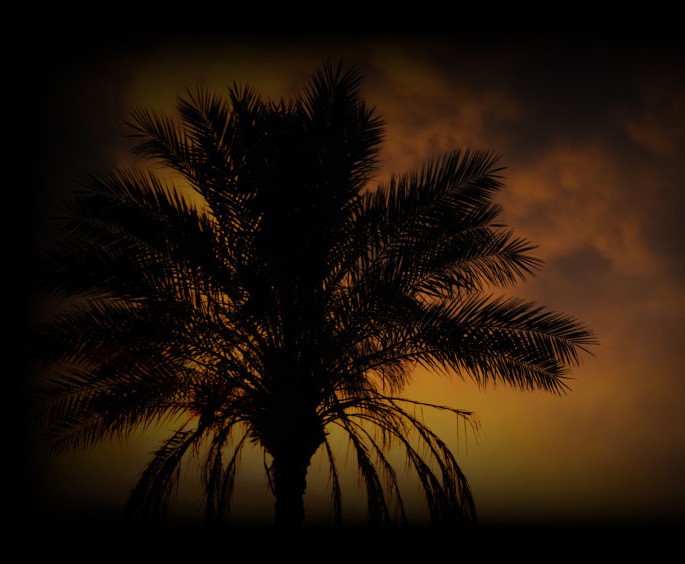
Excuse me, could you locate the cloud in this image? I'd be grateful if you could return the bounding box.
[500,143,660,279]
[362,49,520,177]
[621,72,685,156]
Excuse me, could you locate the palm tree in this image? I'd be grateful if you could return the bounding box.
[34,61,594,529]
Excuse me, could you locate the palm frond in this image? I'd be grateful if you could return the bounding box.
[128,108,197,179]
[322,390,477,526]
[415,295,596,392]
[302,59,384,189]
[34,356,191,456]
[322,436,343,525]
[125,425,204,520]
[202,422,249,523]
[364,150,503,238]
[336,416,391,525]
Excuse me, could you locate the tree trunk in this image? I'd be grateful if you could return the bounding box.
[272,452,311,528]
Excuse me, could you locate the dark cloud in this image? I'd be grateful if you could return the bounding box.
[617,69,685,278]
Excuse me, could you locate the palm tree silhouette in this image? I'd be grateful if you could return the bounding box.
[35,62,594,528]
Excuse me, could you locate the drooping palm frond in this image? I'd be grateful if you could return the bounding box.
[322,392,478,526]
[202,422,249,523]
[125,425,205,520]
[33,61,594,528]
[322,437,343,524]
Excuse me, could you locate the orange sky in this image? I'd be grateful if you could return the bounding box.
[26,34,685,527]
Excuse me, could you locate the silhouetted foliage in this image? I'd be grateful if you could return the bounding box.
[33,61,595,528]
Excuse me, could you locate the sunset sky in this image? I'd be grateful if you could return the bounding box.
[26,32,684,527]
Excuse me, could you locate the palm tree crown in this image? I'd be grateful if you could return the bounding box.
[34,62,594,528]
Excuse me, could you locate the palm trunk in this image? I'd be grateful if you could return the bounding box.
[272,452,311,528]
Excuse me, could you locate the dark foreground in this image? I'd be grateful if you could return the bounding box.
[15,510,683,559]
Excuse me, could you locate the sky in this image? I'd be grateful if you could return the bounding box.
[23,32,684,528]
